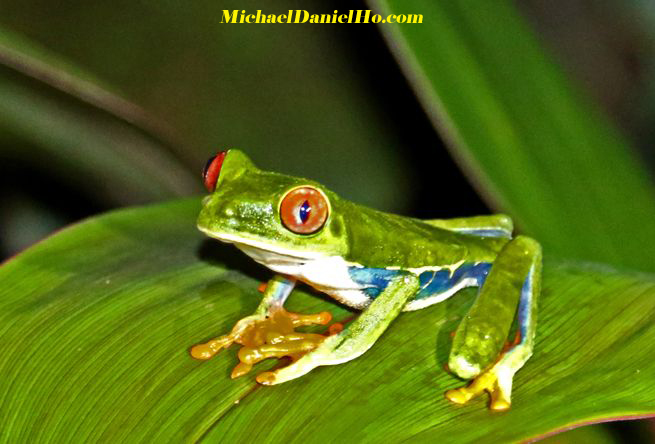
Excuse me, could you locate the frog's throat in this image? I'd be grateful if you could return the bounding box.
[235,243,311,270]
[198,228,326,262]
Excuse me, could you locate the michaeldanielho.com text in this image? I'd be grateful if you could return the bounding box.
[221,10,423,24]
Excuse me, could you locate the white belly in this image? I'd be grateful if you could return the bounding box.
[234,243,469,312]
[236,244,372,309]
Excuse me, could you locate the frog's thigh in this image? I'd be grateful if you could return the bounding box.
[257,273,420,385]
[425,215,513,237]
[447,235,541,410]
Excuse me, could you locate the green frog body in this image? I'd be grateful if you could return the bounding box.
[192,149,541,411]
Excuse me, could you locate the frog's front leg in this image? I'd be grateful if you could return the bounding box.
[190,275,332,377]
[254,273,420,385]
[446,235,541,411]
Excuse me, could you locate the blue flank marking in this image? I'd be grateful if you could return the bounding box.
[348,262,492,300]
[457,229,510,238]
[347,268,402,297]
[517,267,534,343]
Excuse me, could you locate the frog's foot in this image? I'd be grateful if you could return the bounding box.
[191,306,335,377]
[236,331,328,379]
[445,363,514,411]
[253,333,336,386]
[190,308,332,361]
[233,308,341,380]
[189,313,264,361]
[257,274,421,386]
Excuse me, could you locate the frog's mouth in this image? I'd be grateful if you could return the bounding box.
[199,227,325,267]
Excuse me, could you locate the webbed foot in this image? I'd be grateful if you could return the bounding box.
[445,363,514,411]
[189,314,260,360]
[190,306,336,379]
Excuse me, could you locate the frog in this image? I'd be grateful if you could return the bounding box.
[190,149,541,411]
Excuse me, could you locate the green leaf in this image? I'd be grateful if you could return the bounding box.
[1,199,654,442]
[369,0,655,272]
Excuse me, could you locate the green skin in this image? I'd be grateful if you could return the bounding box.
[197,149,542,410]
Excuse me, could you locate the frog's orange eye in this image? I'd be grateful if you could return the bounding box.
[280,187,329,234]
[203,151,228,192]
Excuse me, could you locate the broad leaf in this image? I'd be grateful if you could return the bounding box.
[1,199,654,442]
[369,0,655,273]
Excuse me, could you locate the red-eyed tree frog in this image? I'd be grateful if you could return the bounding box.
[191,149,541,411]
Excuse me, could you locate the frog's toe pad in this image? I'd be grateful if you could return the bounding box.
[189,335,232,360]
[256,371,277,385]
[190,343,214,360]
[445,366,513,411]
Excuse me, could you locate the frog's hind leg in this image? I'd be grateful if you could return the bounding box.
[445,235,541,411]
[424,214,513,238]
[255,273,420,385]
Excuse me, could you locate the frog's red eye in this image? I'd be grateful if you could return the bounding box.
[280,187,329,234]
[203,151,228,192]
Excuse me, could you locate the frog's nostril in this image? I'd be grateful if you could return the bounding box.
[202,196,211,206]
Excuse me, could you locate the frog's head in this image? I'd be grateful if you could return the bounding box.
[197,150,349,266]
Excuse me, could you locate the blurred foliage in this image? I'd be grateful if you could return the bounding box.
[373,0,655,273]
[0,0,415,209]
[520,0,655,167]
[0,27,199,200]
